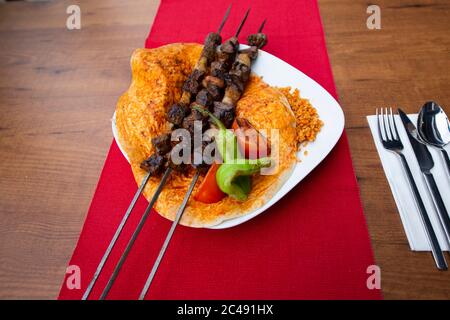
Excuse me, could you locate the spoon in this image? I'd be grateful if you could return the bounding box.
[417,101,450,176]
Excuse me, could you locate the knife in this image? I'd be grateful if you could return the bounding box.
[398,108,450,248]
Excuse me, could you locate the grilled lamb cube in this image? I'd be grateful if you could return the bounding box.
[212,102,235,128]
[140,153,166,175]
[206,83,223,101]
[151,133,171,155]
[247,33,267,50]
[195,89,213,107]
[182,109,207,135]
[167,103,187,126]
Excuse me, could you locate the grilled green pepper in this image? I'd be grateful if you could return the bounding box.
[193,105,271,201]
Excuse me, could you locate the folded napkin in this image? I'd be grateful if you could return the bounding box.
[58,0,381,299]
[368,114,450,251]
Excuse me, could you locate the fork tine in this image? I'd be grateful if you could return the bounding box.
[392,108,401,140]
[381,108,391,141]
[376,108,384,142]
[384,108,392,140]
[381,108,390,141]
[388,108,395,139]
[386,107,395,140]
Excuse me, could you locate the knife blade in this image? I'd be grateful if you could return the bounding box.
[398,108,450,247]
[398,109,434,172]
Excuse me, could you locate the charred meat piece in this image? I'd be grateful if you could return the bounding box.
[182,108,208,135]
[213,102,235,128]
[151,133,171,155]
[182,77,200,96]
[202,76,224,89]
[222,83,243,106]
[182,69,205,95]
[181,113,196,135]
[167,103,188,126]
[247,33,267,49]
[217,52,232,66]
[229,62,251,87]
[195,89,213,107]
[210,61,228,80]
[202,32,222,64]
[226,74,245,94]
[217,37,239,66]
[206,83,223,101]
[221,37,239,54]
[190,69,205,82]
[140,153,166,175]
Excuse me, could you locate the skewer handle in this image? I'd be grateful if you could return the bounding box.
[139,171,200,300]
[82,171,151,300]
[99,167,173,299]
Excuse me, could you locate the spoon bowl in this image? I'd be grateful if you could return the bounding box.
[418,101,450,147]
[418,101,450,175]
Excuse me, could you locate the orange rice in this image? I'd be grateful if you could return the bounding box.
[278,87,323,149]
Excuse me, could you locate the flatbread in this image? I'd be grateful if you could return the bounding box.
[116,43,297,227]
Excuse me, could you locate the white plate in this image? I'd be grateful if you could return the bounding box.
[112,45,345,229]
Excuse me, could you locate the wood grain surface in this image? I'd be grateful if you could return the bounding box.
[0,0,449,299]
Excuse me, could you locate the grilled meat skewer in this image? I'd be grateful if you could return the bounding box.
[166,32,222,127]
[144,11,251,175]
[139,21,268,300]
[213,22,267,128]
[93,6,234,301]
[141,33,223,174]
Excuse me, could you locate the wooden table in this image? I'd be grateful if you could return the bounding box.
[0,0,449,299]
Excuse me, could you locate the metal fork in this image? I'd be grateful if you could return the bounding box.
[376,108,447,270]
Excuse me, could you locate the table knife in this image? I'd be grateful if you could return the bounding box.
[398,109,450,248]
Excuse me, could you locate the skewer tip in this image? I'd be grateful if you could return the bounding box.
[217,3,232,34]
[234,7,251,37]
[258,19,266,33]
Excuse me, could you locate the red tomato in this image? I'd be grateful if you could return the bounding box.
[193,162,226,204]
[232,118,271,159]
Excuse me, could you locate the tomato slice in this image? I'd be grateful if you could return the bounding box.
[193,162,226,204]
[232,118,271,159]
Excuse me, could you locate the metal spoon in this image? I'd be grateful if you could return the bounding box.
[417,101,450,176]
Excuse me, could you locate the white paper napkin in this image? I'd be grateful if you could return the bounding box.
[367,114,450,251]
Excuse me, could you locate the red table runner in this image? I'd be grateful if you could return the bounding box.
[59,0,381,300]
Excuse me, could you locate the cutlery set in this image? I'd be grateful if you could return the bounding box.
[377,102,450,269]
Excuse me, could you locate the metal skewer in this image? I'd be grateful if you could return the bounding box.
[81,171,151,300]
[99,168,172,300]
[139,19,268,301]
[258,19,267,49]
[234,7,250,37]
[139,171,200,300]
[258,18,266,33]
[217,4,232,34]
[93,6,234,300]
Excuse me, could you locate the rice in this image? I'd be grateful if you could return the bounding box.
[277,87,323,149]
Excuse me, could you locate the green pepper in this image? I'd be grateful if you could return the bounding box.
[193,105,271,201]
[216,158,272,200]
[194,105,240,163]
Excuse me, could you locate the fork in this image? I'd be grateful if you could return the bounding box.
[376,108,447,270]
